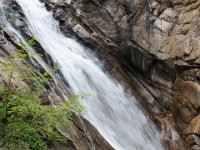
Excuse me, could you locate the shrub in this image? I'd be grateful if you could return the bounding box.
[0,38,84,150]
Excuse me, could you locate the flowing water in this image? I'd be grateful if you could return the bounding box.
[7,0,164,149]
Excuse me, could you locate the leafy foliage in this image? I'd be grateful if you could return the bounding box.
[0,38,84,150]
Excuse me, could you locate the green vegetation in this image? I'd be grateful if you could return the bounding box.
[0,38,84,150]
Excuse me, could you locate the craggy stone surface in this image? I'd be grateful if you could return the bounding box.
[38,0,200,149]
[2,0,200,149]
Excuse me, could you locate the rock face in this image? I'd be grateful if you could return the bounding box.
[2,0,200,149]
[60,114,114,150]
[35,0,200,149]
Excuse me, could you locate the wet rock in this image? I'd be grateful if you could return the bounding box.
[42,0,200,149]
[14,18,25,27]
[59,113,114,150]
[0,33,6,44]
[4,0,200,149]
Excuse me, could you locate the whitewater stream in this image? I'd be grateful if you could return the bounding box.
[5,0,164,149]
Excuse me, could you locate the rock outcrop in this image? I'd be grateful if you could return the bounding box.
[2,0,200,149]
[34,0,200,149]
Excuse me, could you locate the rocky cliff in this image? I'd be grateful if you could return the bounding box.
[1,0,200,149]
[38,0,200,149]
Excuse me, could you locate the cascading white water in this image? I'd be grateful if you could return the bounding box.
[14,0,164,149]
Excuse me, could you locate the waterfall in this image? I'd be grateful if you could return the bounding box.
[14,0,164,149]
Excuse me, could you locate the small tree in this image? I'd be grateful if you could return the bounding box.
[0,38,84,150]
